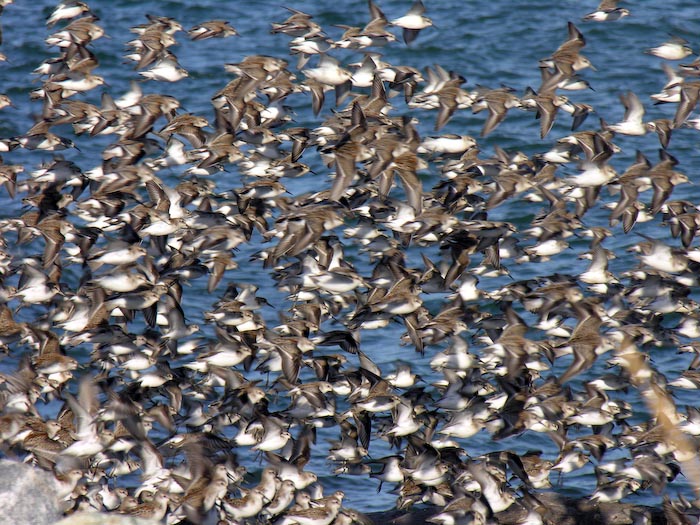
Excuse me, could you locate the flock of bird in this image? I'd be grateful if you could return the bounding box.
[1,0,700,523]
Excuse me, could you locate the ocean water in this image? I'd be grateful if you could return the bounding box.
[1,0,700,514]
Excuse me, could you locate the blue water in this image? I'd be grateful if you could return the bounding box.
[1,0,700,515]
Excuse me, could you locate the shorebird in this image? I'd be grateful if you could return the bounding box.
[520,88,570,138]
[557,307,605,384]
[335,11,396,49]
[385,362,420,389]
[91,265,153,293]
[672,80,700,128]
[12,258,62,306]
[274,494,342,525]
[605,91,646,136]
[651,63,684,104]
[590,479,641,504]
[579,247,617,292]
[647,36,693,60]
[188,20,238,40]
[472,87,522,136]
[417,135,476,156]
[540,22,593,77]
[645,118,673,148]
[636,236,688,274]
[120,492,170,520]
[430,337,477,371]
[390,0,432,45]
[271,7,324,38]
[466,461,516,513]
[438,406,487,438]
[302,55,353,108]
[46,1,92,27]
[261,479,296,519]
[46,15,105,47]
[139,51,188,82]
[582,0,630,22]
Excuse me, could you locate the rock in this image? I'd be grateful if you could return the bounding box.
[0,459,62,525]
[52,512,163,525]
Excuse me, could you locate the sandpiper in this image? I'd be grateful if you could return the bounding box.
[390,0,432,45]
[647,36,693,60]
[188,20,237,40]
[605,91,646,136]
[274,494,342,525]
[582,0,630,22]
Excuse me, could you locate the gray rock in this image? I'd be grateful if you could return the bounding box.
[52,512,163,525]
[0,459,62,525]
